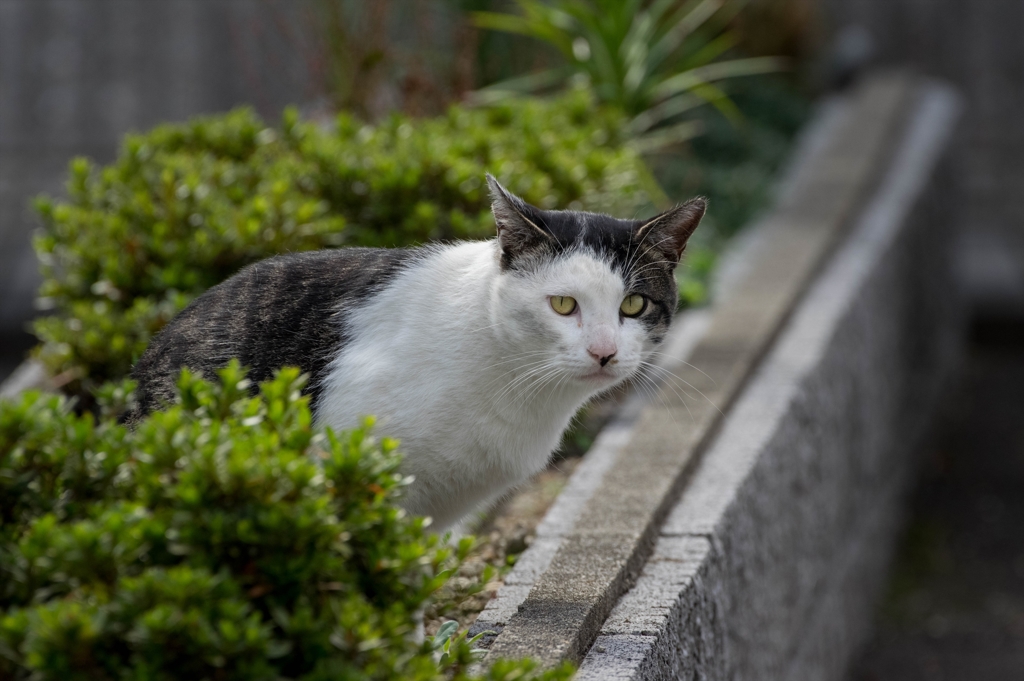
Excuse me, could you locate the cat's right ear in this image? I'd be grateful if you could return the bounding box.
[486,174,553,261]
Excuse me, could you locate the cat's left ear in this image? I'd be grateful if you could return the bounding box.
[635,198,707,265]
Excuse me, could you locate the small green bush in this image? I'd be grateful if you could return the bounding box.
[0,363,572,681]
[33,89,657,397]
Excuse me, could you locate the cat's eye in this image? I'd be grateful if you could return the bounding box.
[620,294,646,317]
[550,296,577,315]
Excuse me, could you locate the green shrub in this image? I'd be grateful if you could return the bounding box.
[33,89,657,397]
[0,363,572,681]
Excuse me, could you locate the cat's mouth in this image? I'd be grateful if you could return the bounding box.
[579,367,618,382]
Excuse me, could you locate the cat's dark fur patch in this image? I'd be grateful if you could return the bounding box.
[128,248,415,422]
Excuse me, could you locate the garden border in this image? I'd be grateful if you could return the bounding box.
[473,72,963,678]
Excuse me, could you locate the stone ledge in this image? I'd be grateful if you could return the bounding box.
[480,72,926,669]
[576,79,963,679]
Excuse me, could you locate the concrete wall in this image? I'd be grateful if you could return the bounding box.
[0,0,468,363]
[822,0,1020,224]
[821,0,1024,313]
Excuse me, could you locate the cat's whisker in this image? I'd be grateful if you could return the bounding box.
[628,272,673,289]
[516,369,565,412]
[628,259,674,279]
[506,377,555,414]
[469,320,514,334]
[638,362,702,402]
[483,355,558,390]
[480,351,557,377]
[631,256,671,271]
[625,233,678,284]
[494,365,553,403]
[628,260,679,286]
[632,368,693,426]
[632,365,702,416]
[640,361,707,396]
[520,362,575,408]
[638,361,722,417]
[645,351,717,385]
[494,360,561,405]
[630,370,663,409]
[630,370,687,425]
[622,240,642,278]
[622,237,653,282]
[521,364,568,403]
[541,369,575,409]
[480,352,555,375]
[623,221,676,275]
[639,369,696,424]
[484,349,552,362]
[539,370,574,407]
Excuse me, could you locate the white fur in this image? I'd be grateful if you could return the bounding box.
[316,239,658,530]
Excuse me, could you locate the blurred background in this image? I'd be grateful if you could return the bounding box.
[1,1,1023,678]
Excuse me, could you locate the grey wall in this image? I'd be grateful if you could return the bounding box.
[822,0,1024,311]
[0,0,468,362]
[0,0,316,341]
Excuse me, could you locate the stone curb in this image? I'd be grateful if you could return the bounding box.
[477,72,947,670]
[467,96,850,646]
[575,79,962,680]
[471,78,867,649]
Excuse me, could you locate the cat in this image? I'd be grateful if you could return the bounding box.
[129,175,705,530]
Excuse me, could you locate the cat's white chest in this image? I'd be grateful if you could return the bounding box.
[315,241,587,529]
[317,332,580,529]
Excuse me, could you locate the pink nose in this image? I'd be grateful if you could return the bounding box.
[587,341,617,368]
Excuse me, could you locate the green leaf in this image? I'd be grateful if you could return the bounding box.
[432,620,459,649]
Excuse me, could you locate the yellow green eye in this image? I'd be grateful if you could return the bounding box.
[620,294,646,317]
[550,295,577,315]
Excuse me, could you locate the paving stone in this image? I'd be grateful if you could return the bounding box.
[576,636,658,680]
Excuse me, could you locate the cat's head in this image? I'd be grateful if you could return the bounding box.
[487,174,705,394]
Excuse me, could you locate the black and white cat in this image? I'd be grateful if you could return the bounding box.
[131,175,705,530]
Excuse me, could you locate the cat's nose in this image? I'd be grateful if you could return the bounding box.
[588,344,617,367]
